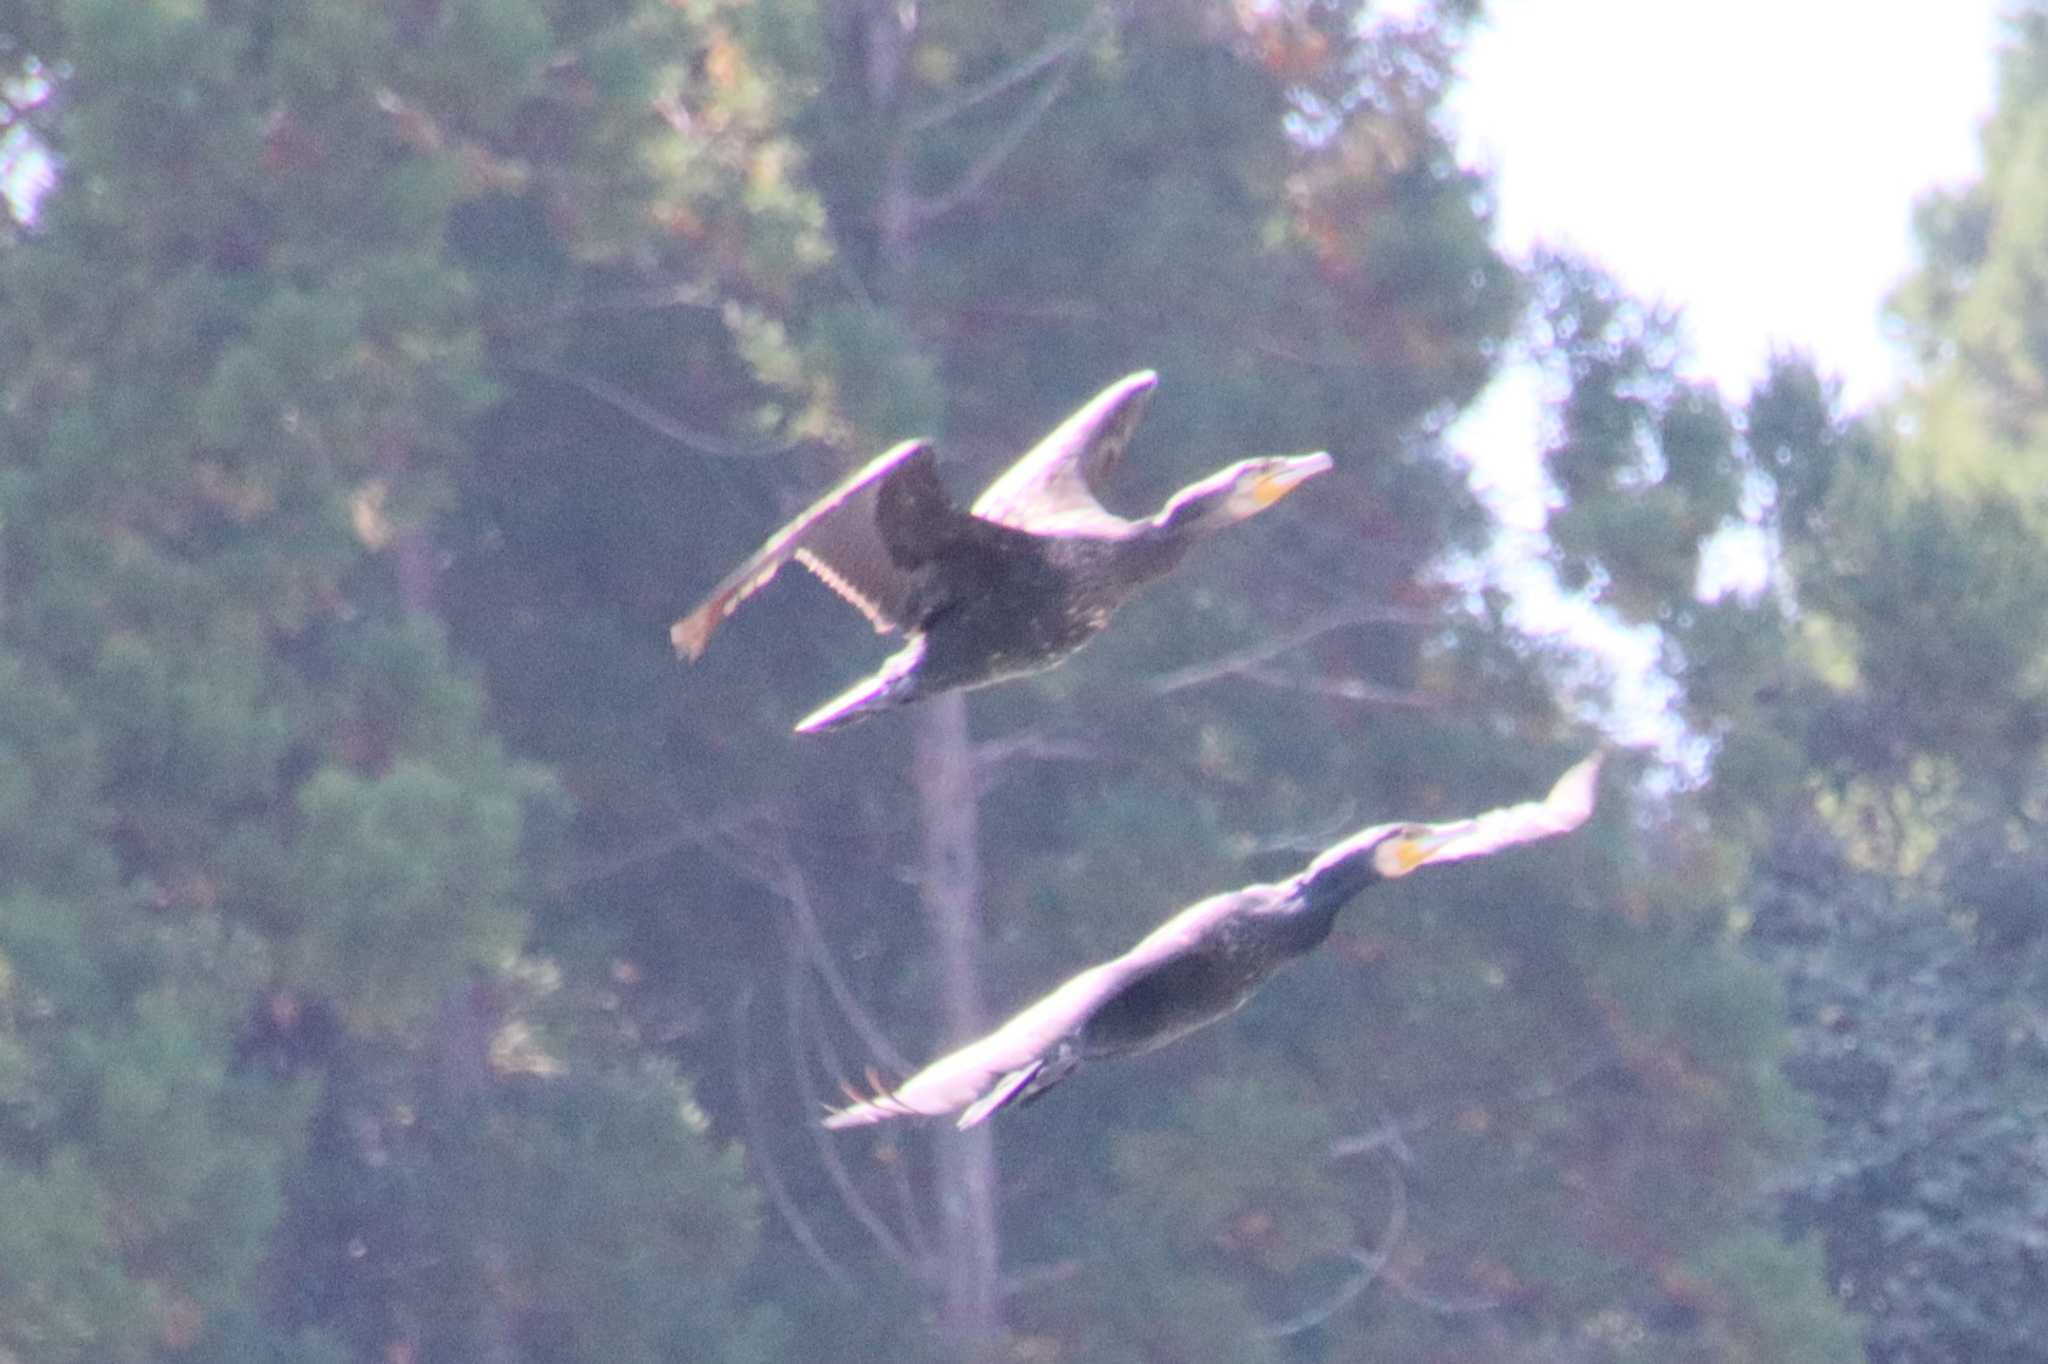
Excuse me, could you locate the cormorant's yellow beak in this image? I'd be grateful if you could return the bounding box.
[1373,824,1463,878]
[1251,451,1333,506]
[1391,836,1436,873]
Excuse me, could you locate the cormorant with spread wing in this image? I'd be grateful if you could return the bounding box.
[670,371,1331,733]
[823,754,1603,1129]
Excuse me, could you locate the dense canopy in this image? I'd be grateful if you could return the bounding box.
[0,2,2033,1362]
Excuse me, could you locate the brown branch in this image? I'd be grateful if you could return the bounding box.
[550,824,699,893]
[731,987,858,1294]
[1145,603,1441,698]
[514,359,798,461]
[1231,666,1440,708]
[1331,1051,1622,1162]
[906,8,1109,134]
[971,730,1102,796]
[907,36,1082,228]
[1255,1156,1408,1338]
[507,280,725,333]
[784,950,924,1279]
[719,819,916,1076]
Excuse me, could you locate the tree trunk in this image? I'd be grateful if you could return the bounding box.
[912,693,1001,1357]
[837,0,1004,1347]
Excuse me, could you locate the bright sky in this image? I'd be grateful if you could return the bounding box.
[1454,0,2000,407]
[1434,0,2003,752]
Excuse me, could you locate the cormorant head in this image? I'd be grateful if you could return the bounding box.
[1296,754,1605,911]
[1153,451,1333,534]
[1300,820,1474,897]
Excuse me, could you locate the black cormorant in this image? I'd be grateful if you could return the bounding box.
[670,371,1331,732]
[823,753,1603,1128]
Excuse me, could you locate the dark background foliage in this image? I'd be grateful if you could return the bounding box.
[0,1,2036,1360]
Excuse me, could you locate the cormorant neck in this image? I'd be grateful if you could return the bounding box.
[1296,849,1383,921]
[1293,826,1399,923]
[1114,516,1199,583]
[1266,855,1379,958]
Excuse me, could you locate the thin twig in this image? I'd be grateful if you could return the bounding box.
[906,8,1108,134]
[971,730,1102,795]
[1331,1051,1621,1161]
[884,1122,935,1269]
[784,950,923,1278]
[1256,1156,1409,1338]
[731,987,858,1294]
[506,280,726,333]
[515,359,798,461]
[908,41,1081,228]
[550,824,699,892]
[1231,667,1439,708]
[1145,603,1439,698]
[722,820,917,1075]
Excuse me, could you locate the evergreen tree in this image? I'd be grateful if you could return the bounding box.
[0,0,1876,1359]
[1674,10,2048,1360]
[447,2,1856,1358]
[0,2,776,1358]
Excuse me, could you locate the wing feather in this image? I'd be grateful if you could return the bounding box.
[670,440,933,659]
[822,960,1132,1127]
[970,371,1157,536]
[820,888,1263,1128]
[1407,752,1604,866]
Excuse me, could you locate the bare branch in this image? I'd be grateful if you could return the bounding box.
[784,951,924,1279]
[719,819,917,1075]
[1229,666,1440,708]
[1145,603,1441,698]
[971,729,1102,796]
[510,280,725,332]
[1331,1051,1622,1162]
[550,823,699,893]
[731,987,858,1294]
[1256,1157,1408,1338]
[1380,1269,1500,1317]
[908,38,1081,228]
[514,359,798,461]
[906,8,1109,134]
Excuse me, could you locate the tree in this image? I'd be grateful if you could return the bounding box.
[1669,11,2048,1359]
[0,1,1867,1359]
[448,2,1854,1358]
[0,2,778,1358]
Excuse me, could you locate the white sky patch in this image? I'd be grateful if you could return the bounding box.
[1439,0,2000,761]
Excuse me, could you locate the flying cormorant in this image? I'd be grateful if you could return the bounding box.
[670,371,1331,732]
[823,753,1603,1129]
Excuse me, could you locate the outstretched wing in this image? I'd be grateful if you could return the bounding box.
[822,886,1260,1129]
[1406,751,1604,866]
[821,958,1127,1129]
[970,371,1158,537]
[670,440,935,660]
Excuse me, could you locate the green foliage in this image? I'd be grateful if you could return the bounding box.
[0,0,1874,1360]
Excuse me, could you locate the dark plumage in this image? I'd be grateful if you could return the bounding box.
[823,754,1603,1129]
[670,372,1331,732]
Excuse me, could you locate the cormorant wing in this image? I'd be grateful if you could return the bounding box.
[1400,751,1603,866]
[821,958,1129,1129]
[1308,751,1605,879]
[822,885,1260,1129]
[969,371,1158,537]
[670,440,934,660]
